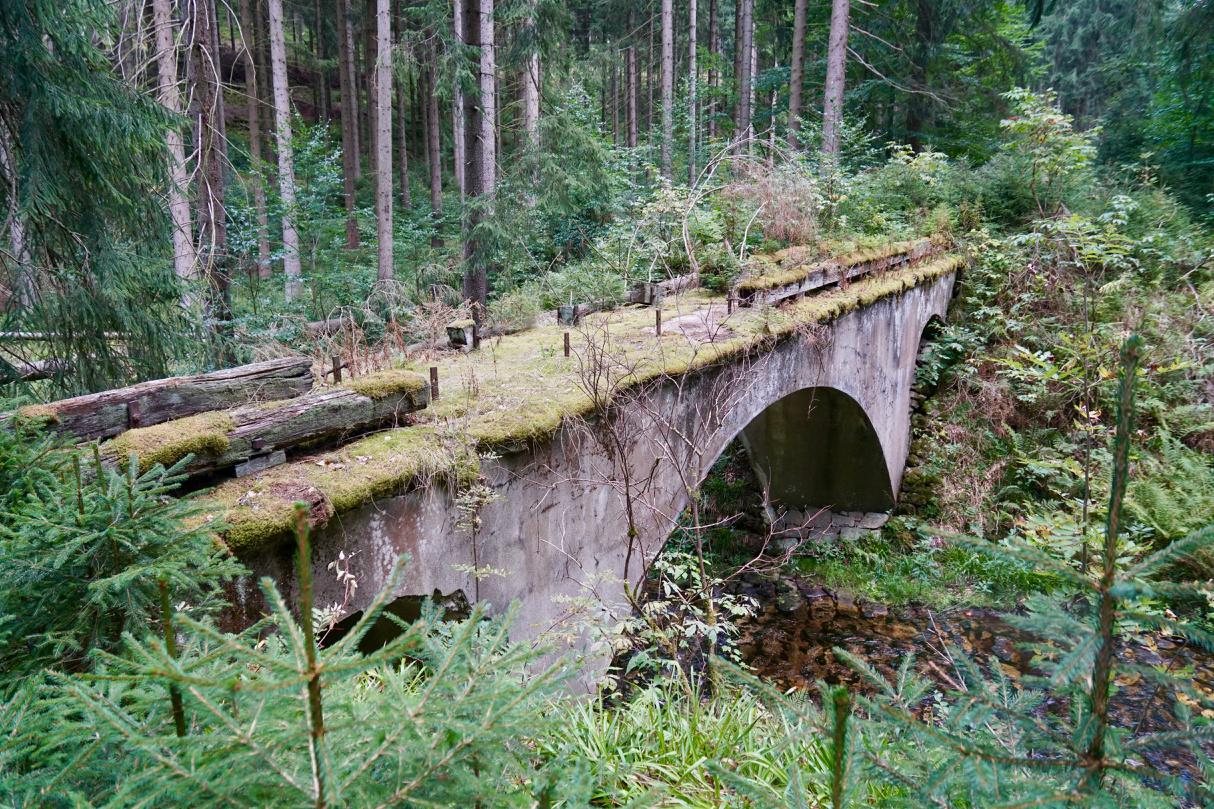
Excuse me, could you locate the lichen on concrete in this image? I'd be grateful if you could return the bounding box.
[104,411,234,471]
[197,247,963,554]
[340,369,428,402]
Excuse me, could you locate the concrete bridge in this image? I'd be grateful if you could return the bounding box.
[214,245,960,659]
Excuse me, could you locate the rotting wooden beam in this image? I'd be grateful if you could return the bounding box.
[5,357,315,442]
[99,369,431,479]
[736,239,942,307]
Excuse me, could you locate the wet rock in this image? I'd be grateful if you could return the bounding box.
[863,603,890,621]
[784,509,804,527]
[836,592,860,617]
[776,591,804,613]
[810,599,837,620]
[1140,650,1163,666]
[799,583,829,599]
[992,637,1015,663]
[859,512,890,530]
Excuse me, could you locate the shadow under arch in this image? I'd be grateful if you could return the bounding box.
[737,386,894,513]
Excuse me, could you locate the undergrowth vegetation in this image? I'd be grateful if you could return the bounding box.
[2,89,1213,807]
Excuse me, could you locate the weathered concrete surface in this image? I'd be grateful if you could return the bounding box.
[233,271,955,669]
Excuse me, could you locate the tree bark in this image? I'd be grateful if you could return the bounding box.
[394,2,411,211]
[374,0,393,281]
[734,0,753,152]
[706,0,717,140]
[453,0,466,198]
[461,0,495,323]
[314,0,327,121]
[239,0,272,279]
[787,0,808,149]
[520,0,540,148]
[365,0,378,173]
[626,10,638,149]
[344,2,363,177]
[268,0,304,301]
[192,0,231,324]
[660,0,673,179]
[152,0,198,285]
[687,0,697,184]
[336,0,360,245]
[427,52,444,248]
[821,0,850,161]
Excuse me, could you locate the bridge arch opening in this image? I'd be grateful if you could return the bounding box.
[736,386,894,513]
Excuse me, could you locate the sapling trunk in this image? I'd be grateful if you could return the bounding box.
[294,504,330,808]
[159,579,187,738]
[1081,336,1141,795]
[830,687,850,809]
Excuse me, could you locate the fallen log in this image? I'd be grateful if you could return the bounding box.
[6,357,314,442]
[99,369,430,479]
[10,358,70,382]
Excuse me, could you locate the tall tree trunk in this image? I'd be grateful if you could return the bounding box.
[394,2,410,211]
[734,0,753,152]
[256,0,275,160]
[192,0,231,323]
[611,56,620,144]
[706,0,717,139]
[687,0,697,184]
[152,0,197,285]
[647,13,655,134]
[461,0,494,323]
[453,0,466,198]
[346,6,363,175]
[521,50,541,145]
[374,0,392,281]
[269,0,304,301]
[427,54,444,248]
[315,0,328,121]
[626,9,638,149]
[906,0,931,152]
[660,0,673,179]
[787,0,807,149]
[747,9,756,141]
[336,0,360,245]
[239,0,272,279]
[821,0,850,161]
[365,0,378,173]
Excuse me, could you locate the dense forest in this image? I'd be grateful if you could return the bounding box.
[2,0,1214,805]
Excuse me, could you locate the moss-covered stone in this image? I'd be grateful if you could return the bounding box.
[104,411,234,471]
[340,369,429,402]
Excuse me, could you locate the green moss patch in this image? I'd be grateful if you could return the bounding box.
[104,411,234,471]
[198,248,963,554]
[14,404,60,428]
[737,238,938,295]
[340,369,428,402]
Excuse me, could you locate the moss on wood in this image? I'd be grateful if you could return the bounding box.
[15,404,60,428]
[198,249,962,554]
[104,411,235,471]
[736,238,939,295]
[340,369,428,402]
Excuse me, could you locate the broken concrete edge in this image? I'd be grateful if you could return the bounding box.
[194,253,962,557]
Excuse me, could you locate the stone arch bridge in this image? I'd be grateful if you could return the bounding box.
[221,245,960,649]
[19,241,960,654]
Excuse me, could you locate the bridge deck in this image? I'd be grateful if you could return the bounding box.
[197,247,963,555]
